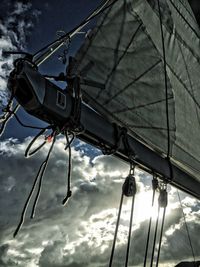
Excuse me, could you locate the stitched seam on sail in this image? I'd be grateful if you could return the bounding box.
[102,59,161,105]
[112,96,174,113]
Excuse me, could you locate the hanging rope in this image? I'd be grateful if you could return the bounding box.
[109,193,124,267]
[155,184,168,267]
[13,131,57,237]
[149,182,168,267]
[2,55,85,237]
[124,163,137,267]
[13,123,76,237]
[177,190,196,263]
[60,73,84,204]
[143,174,158,267]
[150,205,160,267]
[109,162,137,267]
[24,126,53,158]
[62,131,75,205]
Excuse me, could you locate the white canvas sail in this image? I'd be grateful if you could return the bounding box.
[74,0,200,188]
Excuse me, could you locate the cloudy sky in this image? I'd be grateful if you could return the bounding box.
[0,1,200,267]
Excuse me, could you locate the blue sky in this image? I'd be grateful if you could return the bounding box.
[0,1,200,266]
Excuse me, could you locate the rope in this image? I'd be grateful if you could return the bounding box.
[109,163,137,267]
[25,126,52,158]
[150,206,160,267]
[33,0,119,65]
[177,190,196,262]
[6,55,84,237]
[0,96,46,138]
[13,112,46,130]
[98,124,126,155]
[154,185,168,266]
[62,131,74,205]
[143,175,158,267]
[30,133,57,218]
[109,193,124,267]
[156,206,166,267]
[125,192,135,267]
[0,104,19,137]
[13,133,57,237]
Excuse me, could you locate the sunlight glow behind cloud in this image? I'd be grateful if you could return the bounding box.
[0,136,199,266]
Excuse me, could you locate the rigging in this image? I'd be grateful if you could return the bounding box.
[109,162,137,267]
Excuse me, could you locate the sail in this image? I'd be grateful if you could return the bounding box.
[74,0,200,186]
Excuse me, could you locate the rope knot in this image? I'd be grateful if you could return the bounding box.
[62,190,72,206]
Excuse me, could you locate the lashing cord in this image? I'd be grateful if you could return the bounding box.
[109,162,137,267]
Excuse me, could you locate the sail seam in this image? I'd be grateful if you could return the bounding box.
[178,0,197,23]
[104,23,143,86]
[157,0,171,159]
[75,0,115,70]
[112,96,174,113]
[167,64,200,110]
[96,0,128,100]
[168,0,200,39]
[102,59,161,105]
[148,0,200,66]
[178,42,200,126]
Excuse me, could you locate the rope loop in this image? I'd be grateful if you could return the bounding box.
[98,123,121,155]
[24,126,53,158]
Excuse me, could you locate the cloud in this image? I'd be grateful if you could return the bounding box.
[0,0,41,107]
[0,137,200,266]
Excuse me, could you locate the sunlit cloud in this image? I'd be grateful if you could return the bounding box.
[0,136,200,266]
[0,0,40,107]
